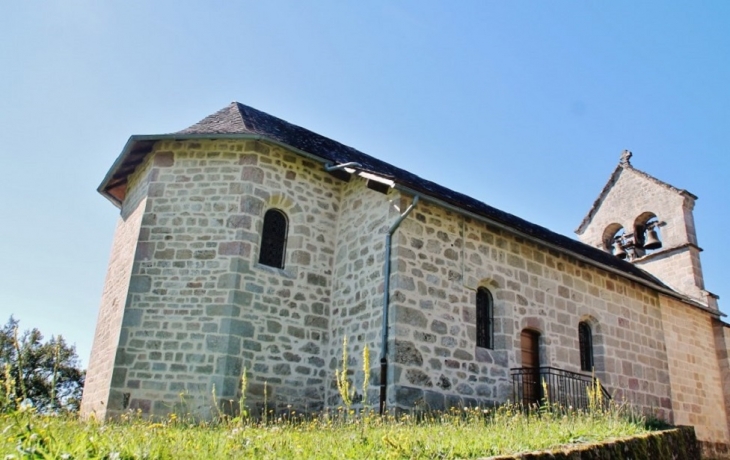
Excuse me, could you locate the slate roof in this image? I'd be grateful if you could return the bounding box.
[101,102,672,290]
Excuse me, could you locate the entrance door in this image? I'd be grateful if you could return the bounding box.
[520,329,541,406]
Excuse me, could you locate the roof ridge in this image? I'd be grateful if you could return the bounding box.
[232,102,250,131]
[175,102,249,135]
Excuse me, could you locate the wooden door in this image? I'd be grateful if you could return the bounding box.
[520,329,541,405]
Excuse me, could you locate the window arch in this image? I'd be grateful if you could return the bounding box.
[476,287,493,349]
[578,321,593,372]
[258,209,288,268]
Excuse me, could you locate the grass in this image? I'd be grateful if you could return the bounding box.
[1,339,660,459]
[0,401,655,459]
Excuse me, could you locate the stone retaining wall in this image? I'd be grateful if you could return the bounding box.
[486,427,700,460]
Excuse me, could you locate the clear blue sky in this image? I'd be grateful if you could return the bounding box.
[1,1,728,366]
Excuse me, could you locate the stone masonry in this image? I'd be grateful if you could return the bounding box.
[387,199,673,415]
[576,153,709,304]
[82,103,730,454]
[81,159,151,419]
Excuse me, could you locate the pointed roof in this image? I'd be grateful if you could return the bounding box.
[575,151,697,235]
[98,102,715,306]
[177,102,249,134]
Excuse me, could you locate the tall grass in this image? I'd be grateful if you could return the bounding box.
[1,388,655,459]
[0,403,655,459]
[0,339,661,459]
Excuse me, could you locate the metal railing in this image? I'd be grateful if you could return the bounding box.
[510,366,611,409]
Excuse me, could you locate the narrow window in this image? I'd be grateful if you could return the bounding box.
[476,287,493,349]
[579,322,593,372]
[258,209,288,269]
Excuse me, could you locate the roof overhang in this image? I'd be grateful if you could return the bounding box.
[99,133,350,207]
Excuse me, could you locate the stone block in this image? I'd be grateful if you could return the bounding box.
[111,368,127,387]
[219,242,250,257]
[206,304,241,317]
[194,250,216,260]
[220,319,254,338]
[241,166,264,184]
[306,273,327,287]
[423,390,445,411]
[304,315,328,330]
[242,339,261,352]
[229,290,252,307]
[394,385,424,407]
[240,196,264,215]
[454,349,473,361]
[273,363,291,376]
[394,340,423,366]
[217,273,241,289]
[396,306,427,328]
[301,341,319,354]
[288,326,305,339]
[128,275,151,293]
[122,309,143,328]
[406,369,432,387]
[134,242,155,261]
[430,320,447,334]
[475,347,493,363]
[153,152,174,166]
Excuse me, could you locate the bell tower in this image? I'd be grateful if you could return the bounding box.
[576,151,718,309]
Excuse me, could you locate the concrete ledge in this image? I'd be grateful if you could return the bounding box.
[484,426,701,459]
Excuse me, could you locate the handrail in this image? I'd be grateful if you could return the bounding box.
[510,366,611,409]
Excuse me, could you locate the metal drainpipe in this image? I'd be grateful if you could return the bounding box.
[379,194,420,415]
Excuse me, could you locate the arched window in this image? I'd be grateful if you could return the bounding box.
[258,209,288,269]
[476,287,493,349]
[579,322,593,372]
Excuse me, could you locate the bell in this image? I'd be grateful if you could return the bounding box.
[612,241,627,259]
[643,228,662,250]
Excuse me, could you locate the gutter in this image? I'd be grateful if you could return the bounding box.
[379,195,419,415]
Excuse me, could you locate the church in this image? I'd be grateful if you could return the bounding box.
[81,102,730,455]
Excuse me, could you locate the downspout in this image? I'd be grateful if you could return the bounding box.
[380,194,420,415]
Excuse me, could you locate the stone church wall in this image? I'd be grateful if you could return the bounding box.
[82,137,728,452]
[716,323,730,444]
[389,199,673,419]
[96,139,347,418]
[578,167,705,302]
[81,160,151,418]
[660,295,730,444]
[326,181,396,407]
